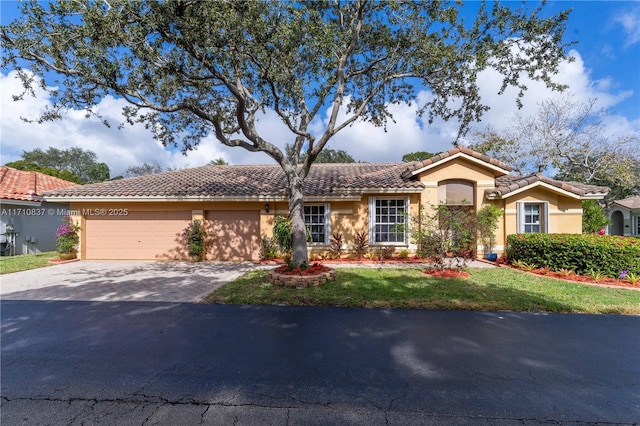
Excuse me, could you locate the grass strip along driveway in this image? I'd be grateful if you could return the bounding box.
[0,252,57,275]
[204,267,640,315]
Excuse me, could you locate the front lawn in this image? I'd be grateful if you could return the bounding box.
[0,252,57,274]
[204,267,640,314]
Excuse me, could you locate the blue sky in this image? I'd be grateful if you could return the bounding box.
[1,1,638,176]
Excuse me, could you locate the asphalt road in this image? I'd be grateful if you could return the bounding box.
[1,301,639,425]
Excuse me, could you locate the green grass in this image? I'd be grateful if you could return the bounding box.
[0,252,57,274]
[204,267,640,315]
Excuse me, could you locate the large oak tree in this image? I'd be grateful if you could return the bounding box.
[2,0,572,266]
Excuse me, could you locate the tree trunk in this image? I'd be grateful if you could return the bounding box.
[285,168,309,267]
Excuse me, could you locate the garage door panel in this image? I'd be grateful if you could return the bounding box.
[206,211,260,261]
[85,211,191,260]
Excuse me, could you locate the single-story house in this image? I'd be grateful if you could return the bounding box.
[1,166,79,255]
[608,196,640,236]
[43,147,609,261]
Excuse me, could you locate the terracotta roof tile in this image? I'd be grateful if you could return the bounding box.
[0,166,79,202]
[44,163,424,198]
[489,173,609,198]
[402,147,514,178]
[614,196,640,209]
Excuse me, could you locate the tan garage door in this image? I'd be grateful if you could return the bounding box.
[85,211,192,260]
[206,210,260,261]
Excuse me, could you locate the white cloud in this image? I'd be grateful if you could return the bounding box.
[613,7,640,47]
[1,45,636,172]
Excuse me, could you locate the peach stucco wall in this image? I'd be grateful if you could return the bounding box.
[70,164,585,260]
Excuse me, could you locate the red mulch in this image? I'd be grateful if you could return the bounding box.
[272,262,333,276]
[423,268,470,278]
[47,258,80,265]
[522,268,638,290]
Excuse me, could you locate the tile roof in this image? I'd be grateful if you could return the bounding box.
[44,163,424,199]
[402,147,514,178]
[614,195,640,210]
[489,173,609,198]
[0,166,79,202]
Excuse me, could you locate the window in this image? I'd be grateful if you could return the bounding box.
[304,204,329,244]
[634,215,640,236]
[517,202,548,233]
[369,198,407,244]
[438,180,474,206]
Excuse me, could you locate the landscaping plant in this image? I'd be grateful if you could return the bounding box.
[183,220,205,258]
[408,203,477,270]
[506,233,640,278]
[55,216,80,259]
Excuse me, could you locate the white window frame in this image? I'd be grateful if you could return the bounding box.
[304,203,330,245]
[517,201,549,233]
[368,196,409,245]
[634,215,640,236]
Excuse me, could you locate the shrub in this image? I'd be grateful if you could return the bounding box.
[272,216,293,254]
[408,203,476,270]
[56,216,80,257]
[183,220,205,256]
[582,200,609,234]
[506,233,640,278]
[260,237,279,260]
[353,231,369,259]
[329,233,344,259]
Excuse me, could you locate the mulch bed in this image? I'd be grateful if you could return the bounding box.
[423,268,470,279]
[272,262,333,276]
[47,258,81,265]
[524,268,639,290]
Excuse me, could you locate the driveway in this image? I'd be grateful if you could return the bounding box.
[0,261,264,303]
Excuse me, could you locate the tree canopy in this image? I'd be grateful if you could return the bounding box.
[401,151,441,163]
[3,159,81,183]
[5,147,109,183]
[2,0,573,266]
[469,95,640,205]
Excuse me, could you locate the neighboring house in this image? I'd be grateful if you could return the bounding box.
[0,166,79,255]
[608,196,640,236]
[43,147,609,261]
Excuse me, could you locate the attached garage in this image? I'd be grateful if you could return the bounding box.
[206,210,260,261]
[84,211,191,260]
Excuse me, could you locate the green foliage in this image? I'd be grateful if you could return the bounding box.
[2,0,573,267]
[55,216,80,256]
[124,161,166,177]
[286,147,356,164]
[4,160,81,184]
[586,269,604,283]
[273,216,293,255]
[205,267,640,314]
[408,204,477,270]
[512,260,537,271]
[0,252,57,275]
[626,272,639,286]
[477,204,504,253]
[506,233,640,278]
[19,147,109,183]
[182,220,205,256]
[401,151,441,163]
[581,200,609,234]
[259,237,279,260]
[209,158,229,165]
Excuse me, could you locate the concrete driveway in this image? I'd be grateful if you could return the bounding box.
[0,261,264,303]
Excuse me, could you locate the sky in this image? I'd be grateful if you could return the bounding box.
[1,1,639,177]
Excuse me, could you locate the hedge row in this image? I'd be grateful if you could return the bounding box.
[506,234,640,278]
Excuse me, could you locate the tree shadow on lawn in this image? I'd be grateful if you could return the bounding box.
[327,270,576,313]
